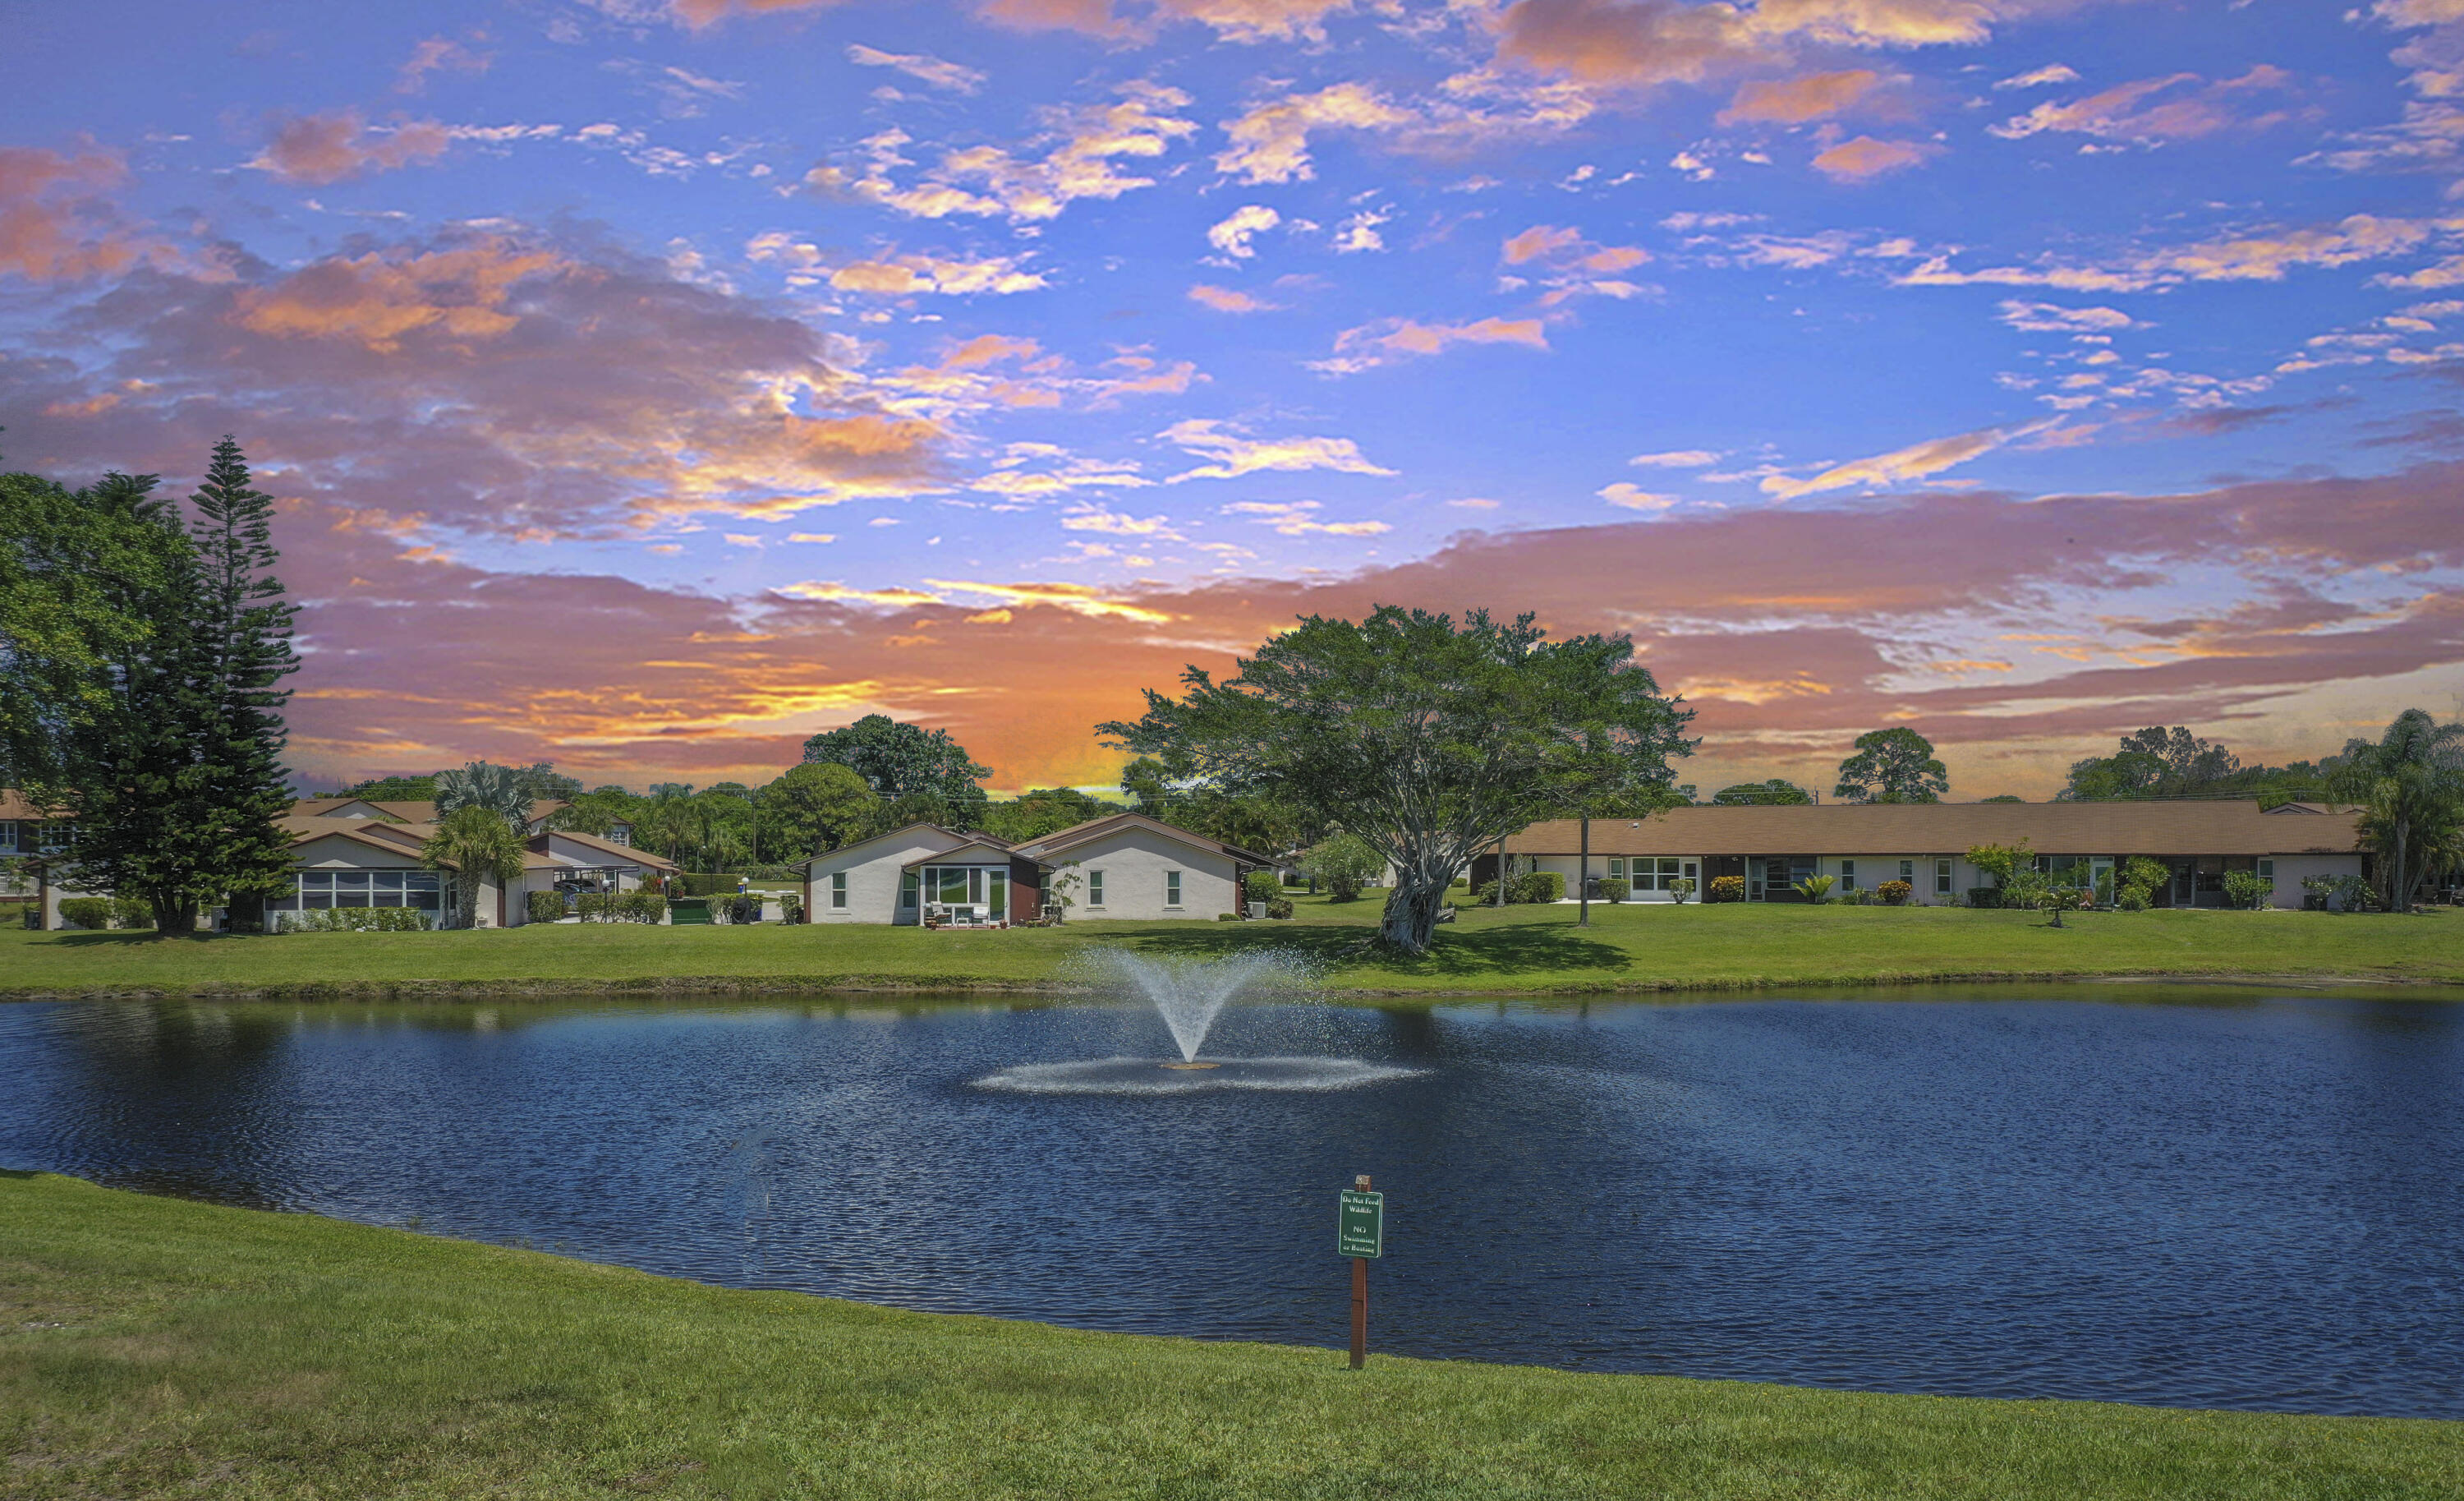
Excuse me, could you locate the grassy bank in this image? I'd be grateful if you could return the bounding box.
[2,1173,2457,1499]
[4,897,2459,1001]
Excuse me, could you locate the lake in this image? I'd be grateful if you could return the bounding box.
[3,986,2460,1419]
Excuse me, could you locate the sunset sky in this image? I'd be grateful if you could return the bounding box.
[5,0,2462,797]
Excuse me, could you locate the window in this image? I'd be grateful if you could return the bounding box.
[1839,860,1857,891]
[1899,859,1914,882]
[272,871,441,913]
[608,824,632,847]
[1607,858,1625,878]
[1165,870,1182,907]
[1631,858,1686,892]
[1935,859,1952,896]
[0,822,16,856]
[989,877,1006,919]
[900,871,919,909]
[2256,859,2275,885]
[830,872,848,909]
[1087,869,1106,907]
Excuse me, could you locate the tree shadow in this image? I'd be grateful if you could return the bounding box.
[1100,917,1630,979]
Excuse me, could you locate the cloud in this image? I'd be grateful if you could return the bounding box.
[1333,209,1389,254]
[1810,135,1938,181]
[671,0,848,27]
[0,144,158,281]
[1493,0,1772,89]
[232,242,565,352]
[1900,213,2455,292]
[251,111,451,184]
[1221,500,1391,536]
[1995,300,2140,334]
[1995,62,2080,90]
[1161,418,1396,479]
[1060,504,1180,537]
[922,578,1176,622]
[1598,481,1679,512]
[1207,204,1280,259]
[1720,69,1887,125]
[804,83,1196,223]
[1311,315,1551,374]
[1762,423,2038,499]
[1215,82,1414,184]
[976,0,1355,42]
[1990,66,2299,145]
[847,44,986,93]
[396,37,490,94]
[823,251,1050,296]
[2378,255,2464,289]
[1630,449,1719,467]
[1188,283,1279,312]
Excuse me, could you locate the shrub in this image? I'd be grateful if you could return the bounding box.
[1707,875,1745,903]
[1596,877,1630,904]
[1967,886,2003,909]
[2223,870,2273,910]
[1668,877,1696,905]
[1265,898,1294,919]
[1243,869,1280,905]
[1218,911,1241,921]
[526,891,567,926]
[58,896,114,930]
[2304,873,2374,912]
[1450,876,1469,888]
[680,873,742,897]
[1792,874,1836,902]
[575,892,608,922]
[1301,835,1384,902]
[1470,880,1502,905]
[1877,879,1913,906]
[624,888,667,923]
[278,906,429,933]
[778,891,802,924]
[1513,870,1565,904]
[113,896,155,929]
[2116,888,2150,912]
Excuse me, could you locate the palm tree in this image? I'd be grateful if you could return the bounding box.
[2332,711,2464,911]
[434,761,535,835]
[421,804,527,928]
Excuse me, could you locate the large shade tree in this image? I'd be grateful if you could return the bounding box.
[755,762,876,859]
[1832,727,1949,804]
[1711,778,1812,806]
[1098,606,1694,955]
[802,715,991,824]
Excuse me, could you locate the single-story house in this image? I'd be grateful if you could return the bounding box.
[1473,800,2366,909]
[269,804,675,928]
[803,812,1272,925]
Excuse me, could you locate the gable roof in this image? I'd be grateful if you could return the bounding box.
[1014,811,1275,867]
[533,826,678,872]
[1503,800,2364,859]
[899,838,1018,868]
[802,822,1003,868]
[0,789,59,821]
[292,798,568,826]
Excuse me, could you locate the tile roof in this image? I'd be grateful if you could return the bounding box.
[1503,800,2364,858]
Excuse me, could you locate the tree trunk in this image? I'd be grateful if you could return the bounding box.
[1577,817,1590,928]
[1379,870,1451,955]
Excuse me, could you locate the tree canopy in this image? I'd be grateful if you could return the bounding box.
[1710,778,1812,806]
[1832,728,1948,804]
[755,762,877,859]
[801,715,991,819]
[1099,606,1693,954]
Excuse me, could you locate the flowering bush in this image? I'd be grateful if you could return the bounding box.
[1707,875,1745,903]
[1877,880,1913,906]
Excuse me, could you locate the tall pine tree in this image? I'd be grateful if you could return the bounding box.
[58,439,300,932]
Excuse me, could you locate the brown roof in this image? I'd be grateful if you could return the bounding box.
[292,797,568,825]
[0,790,59,821]
[1014,811,1275,867]
[1504,800,2364,858]
[532,826,678,872]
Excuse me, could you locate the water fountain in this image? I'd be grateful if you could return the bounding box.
[973,949,1423,1095]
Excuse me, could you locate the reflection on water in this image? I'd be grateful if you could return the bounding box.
[3,987,2462,1418]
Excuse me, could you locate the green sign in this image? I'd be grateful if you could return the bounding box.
[1337,1190,1383,1259]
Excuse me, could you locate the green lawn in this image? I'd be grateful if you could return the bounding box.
[3,1172,2456,1500]
[3,897,2459,1001]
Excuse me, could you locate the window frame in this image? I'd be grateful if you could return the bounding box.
[1165,869,1182,908]
[1934,858,1953,896]
[1087,869,1106,908]
[830,871,848,909]
[1839,859,1856,891]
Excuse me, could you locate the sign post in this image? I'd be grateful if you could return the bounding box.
[1337,1173,1382,1369]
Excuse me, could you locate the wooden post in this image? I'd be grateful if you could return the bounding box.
[1349,1172,1370,1370]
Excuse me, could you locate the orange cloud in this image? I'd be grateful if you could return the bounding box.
[1721,69,1886,125]
[233,242,563,352]
[1215,82,1414,184]
[251,111,450,185]
[1188,283,1279,312]
[976,0,1353,41]
[1762,423,2035,499]
[1313,316,1551,375]
[672,0,848,27]
[0,144,147,281]
[1495,0,1772,89]
[1810,135,1938,181]
[1990,66,2299,145]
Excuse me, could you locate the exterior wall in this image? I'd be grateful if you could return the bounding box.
[2269,854,2364,909]
[1060,827,1239,920]
[808,831,969,924]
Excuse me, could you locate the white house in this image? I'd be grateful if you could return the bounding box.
[1480,799,2369,909]
[802,813,1269,926]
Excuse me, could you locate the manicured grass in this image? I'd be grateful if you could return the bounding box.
[3,897,2458,1001]
[3,1173,2457,1499]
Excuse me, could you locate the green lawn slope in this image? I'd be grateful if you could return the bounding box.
[3,896,2458,1001]
[2,1172,2457,1499]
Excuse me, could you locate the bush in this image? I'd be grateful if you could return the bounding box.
[1513,870,1565,904]
[113,896,155,929]
[1243,869,1282,905]
[576,892,609,922]
[1706,875,1745,903]
[2304,873,2374,913]
[526,891,567,926]
[778,891,802,924]
[1967,886,2003,909]
[2223,870,2273,910]
[680,873,744,897]
[1669,877,1696,905]
[1301,835,1383,902]
[1218,911,1241,921]
[1470,880,1502,905]
[58,896,115,930]
[1596,877,1630,904]
[1450,876,1469,888]
[1265,898,1294,919]
[2116,888,2150,912]
[278,906,430,933]
[1877,879,1913,906]
[1793,874,1836,902]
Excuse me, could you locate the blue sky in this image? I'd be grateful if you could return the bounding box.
[4,0,2461,793]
